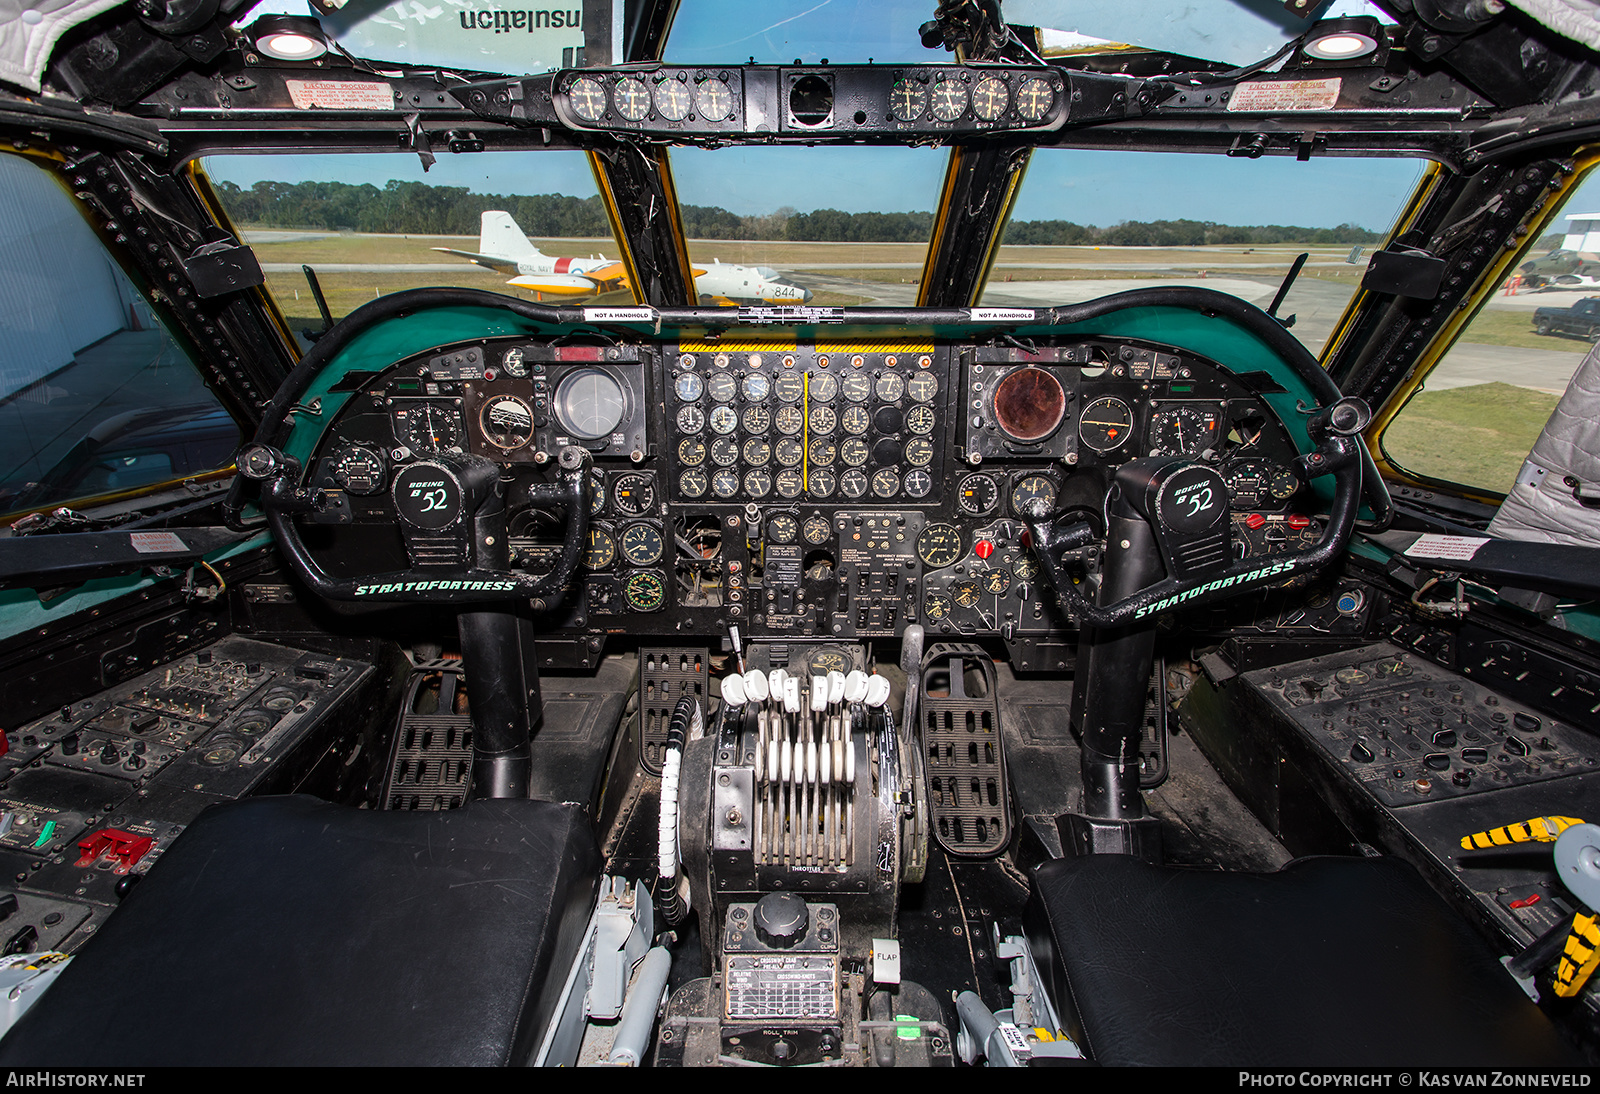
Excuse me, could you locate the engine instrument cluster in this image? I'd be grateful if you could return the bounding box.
[300,330,1315,649]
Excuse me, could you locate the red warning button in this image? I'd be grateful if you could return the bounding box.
[974,540,995,560]
[1244,513,1267,530]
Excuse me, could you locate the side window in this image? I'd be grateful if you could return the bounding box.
[1379,170,1600,495]
[0,154,237,517]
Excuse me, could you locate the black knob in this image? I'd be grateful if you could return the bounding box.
[60,734,79,756]
[1350,741,1374,763]
[753,892,810,949]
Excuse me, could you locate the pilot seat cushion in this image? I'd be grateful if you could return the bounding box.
[1026,854,1577,1066]
[0,795,600,1066]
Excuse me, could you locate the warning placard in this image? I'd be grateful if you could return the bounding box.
[1227,78,1341,112]
[1404,534,1490,562]
[286,80,396,111]
[129,531,189,554]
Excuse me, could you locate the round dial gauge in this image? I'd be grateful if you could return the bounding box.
[972,75,1009,120]
[875,372,905,402]
[611,472,655,516]
[982,568,1012,595]
[620,523,664,565]
[398,404,461,453]
[775,469,804,498]
[742,437,772,465]
[931,77,966,121]
[891,78,928,120]
[803,515,832,544]
[768,514,799,544]
[589,473,606,514]
[1011,474,1058,516]
[917,522,963,567]
[584,528,616,570]
[742,405,771,434]
[712,469,740,498]
[842,406,870,434]
[809,372,839,402]
[695,78,733,121]
[809,406,837,434]
[840,437,870,466]
[330,445,386,495]
[775,437,804,467]
[623,571,665,611]
[554,368,627,441]
[952,580,981,609]
[674,372,703,402]
[808,468,836,497]
[774,373,803,402]
[775,406,805,435]
[904,469,934,498]
[1269,466,1299,501]
[1078,395,1133,453]
[842,373,871,402]
[709,438,739,466]
[479,395,534,451]
[958,473,999,515]
[706,372,737,402]
[709,405,738,435]
[676,405,706,433]
[500,347,528,378]
[872,468,900,498]
[903,438,933,468]
[654,77,692,120]
[1016,77,1054,121]
[807,647,851,676]
[808,438,838,466]
[1150,405,1219,457]
[839,469,869,499]
[1223,459,1270,507]
[1013,555,1039,582]
[677,437,706,466]
[679,468,708,497]
[906,405,936,436]
[568,76,607,122]
[743,468,772,498]
[742,372,770,401]
[908,373,938,403]
[924,592,952,621]
[613,77,651,121]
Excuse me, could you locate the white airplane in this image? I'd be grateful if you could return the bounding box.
[435,211,813,305]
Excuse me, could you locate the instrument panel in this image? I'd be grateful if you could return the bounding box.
[552,64,1069,138]
[299,331,1315,648]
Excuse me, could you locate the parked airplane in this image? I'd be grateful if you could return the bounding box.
[435,211,813,304]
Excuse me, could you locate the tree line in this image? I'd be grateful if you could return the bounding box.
[214,179,1385,246]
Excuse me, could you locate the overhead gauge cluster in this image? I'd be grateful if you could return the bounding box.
[556,69,744,131]
[552,65,1065,137]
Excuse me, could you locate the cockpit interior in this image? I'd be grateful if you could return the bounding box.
[0,0,1598,1068]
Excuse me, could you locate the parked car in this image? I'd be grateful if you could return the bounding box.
[1533,296,1600,338]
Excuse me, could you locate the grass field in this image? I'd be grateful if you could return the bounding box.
[1380,382,1559,494]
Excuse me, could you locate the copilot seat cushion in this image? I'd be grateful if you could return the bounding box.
[1026,853,1577,1066]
